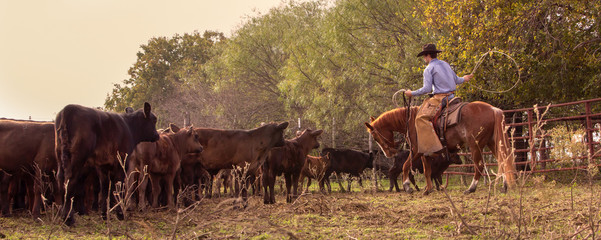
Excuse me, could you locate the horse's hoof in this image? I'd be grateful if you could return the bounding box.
[463,189,475,195]
[501,185,508,194]
[423,189,433,196]
[403,183,414,194]
[116,212,124,220]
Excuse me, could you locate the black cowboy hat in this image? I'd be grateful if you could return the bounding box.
[416,43,442,57]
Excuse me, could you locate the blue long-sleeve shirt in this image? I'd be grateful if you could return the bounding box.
[411,59,465,96]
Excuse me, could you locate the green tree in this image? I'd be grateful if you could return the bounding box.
[104,31,225,126]
[420,0,601,109]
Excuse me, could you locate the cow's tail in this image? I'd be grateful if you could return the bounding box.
[54,110,72,190]
[492,107,516,187]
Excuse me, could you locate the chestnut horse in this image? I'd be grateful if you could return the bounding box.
[365,102,516,194]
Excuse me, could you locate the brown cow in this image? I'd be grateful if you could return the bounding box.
[194,122,289,202]
[389,150,462,192]
[262,129,323,204]
[0,119,58,218]
[214,169,234,197]
[128,124,203,209]
[299,153,331,193]
[55,103,159,226]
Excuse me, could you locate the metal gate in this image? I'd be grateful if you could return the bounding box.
[445,98,601,175]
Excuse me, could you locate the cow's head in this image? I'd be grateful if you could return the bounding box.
[181,125,203,154]
[296,129,324,150]
[127,102,160,143]
[265,121,289,148]
[364,122,397,158]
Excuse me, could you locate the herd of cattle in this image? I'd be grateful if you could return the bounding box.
[0,103,461,226]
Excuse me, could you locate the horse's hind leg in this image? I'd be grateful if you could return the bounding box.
[421,156,434,195]
[465,147,484,194]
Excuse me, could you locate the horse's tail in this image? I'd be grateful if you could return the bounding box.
[492,108,516,187]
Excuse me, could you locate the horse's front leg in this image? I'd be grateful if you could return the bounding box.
[465,147,484,194]
[402,152,421,193]
[421,156,434,195]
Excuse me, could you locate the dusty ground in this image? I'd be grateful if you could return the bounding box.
[1,175,600,239]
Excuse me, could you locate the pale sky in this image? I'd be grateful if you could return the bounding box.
[0,0,286,121]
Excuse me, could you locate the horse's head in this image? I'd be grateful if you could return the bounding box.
[365,120,398,158]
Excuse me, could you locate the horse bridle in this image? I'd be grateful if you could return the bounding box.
[371,126,397,149]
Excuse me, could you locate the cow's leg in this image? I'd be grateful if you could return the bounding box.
[318,177,326,194]
[25,170,42,219]
[165,174,176,209]
[465,147,483,194]
[97,168,110,220]
[0,173,12,216]
[269,174,276,204]
[205,174,214,199]
[12,178,26,211]
[87,170,100,212]
[61,157,87,226]
[435,175,443,191]
[125,160,138,210]
[150,175,161,208]
[402,152,422,193]
[291,173,300,200]
[388,167,398,192]
[111,169,125,220]
[305,177,312,193]
[262,168,270,204]
[335,173,345,192]
[421,156,434,195]
[137,171,148,210]
[409,172,420,192]
[285,173,293,203]
[171,172,180,207]
[325,172,332,194]
[347,176,352,193]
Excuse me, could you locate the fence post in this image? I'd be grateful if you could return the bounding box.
[585,102,595,159]
[527,109,536,172]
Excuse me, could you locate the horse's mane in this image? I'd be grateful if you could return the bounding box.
[371,107,418,131]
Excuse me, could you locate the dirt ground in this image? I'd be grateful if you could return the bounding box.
[1,175,600,239]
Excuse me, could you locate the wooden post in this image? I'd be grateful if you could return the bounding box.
[332,117,336,148]
[370,133,378,192]
[183,112,190,128]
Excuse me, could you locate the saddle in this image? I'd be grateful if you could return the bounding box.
[432,96,469,143]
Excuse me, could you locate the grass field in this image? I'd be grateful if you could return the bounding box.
[1,174,600,239]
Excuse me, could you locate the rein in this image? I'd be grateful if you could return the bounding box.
[391,90,413,151]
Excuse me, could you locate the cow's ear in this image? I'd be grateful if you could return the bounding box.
[312,129,323,136]
[370,116,376,122]
[169,123,180,133]
[144,102,152,118]
[125,107,134,113]
[277,122,289,130]
[364,122,374,131]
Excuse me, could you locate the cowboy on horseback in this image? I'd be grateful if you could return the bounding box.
[404,44,473,156]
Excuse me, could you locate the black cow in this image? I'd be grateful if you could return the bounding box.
[55,102,159,226]
[320,148,373,193]
[389,150,462,192]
